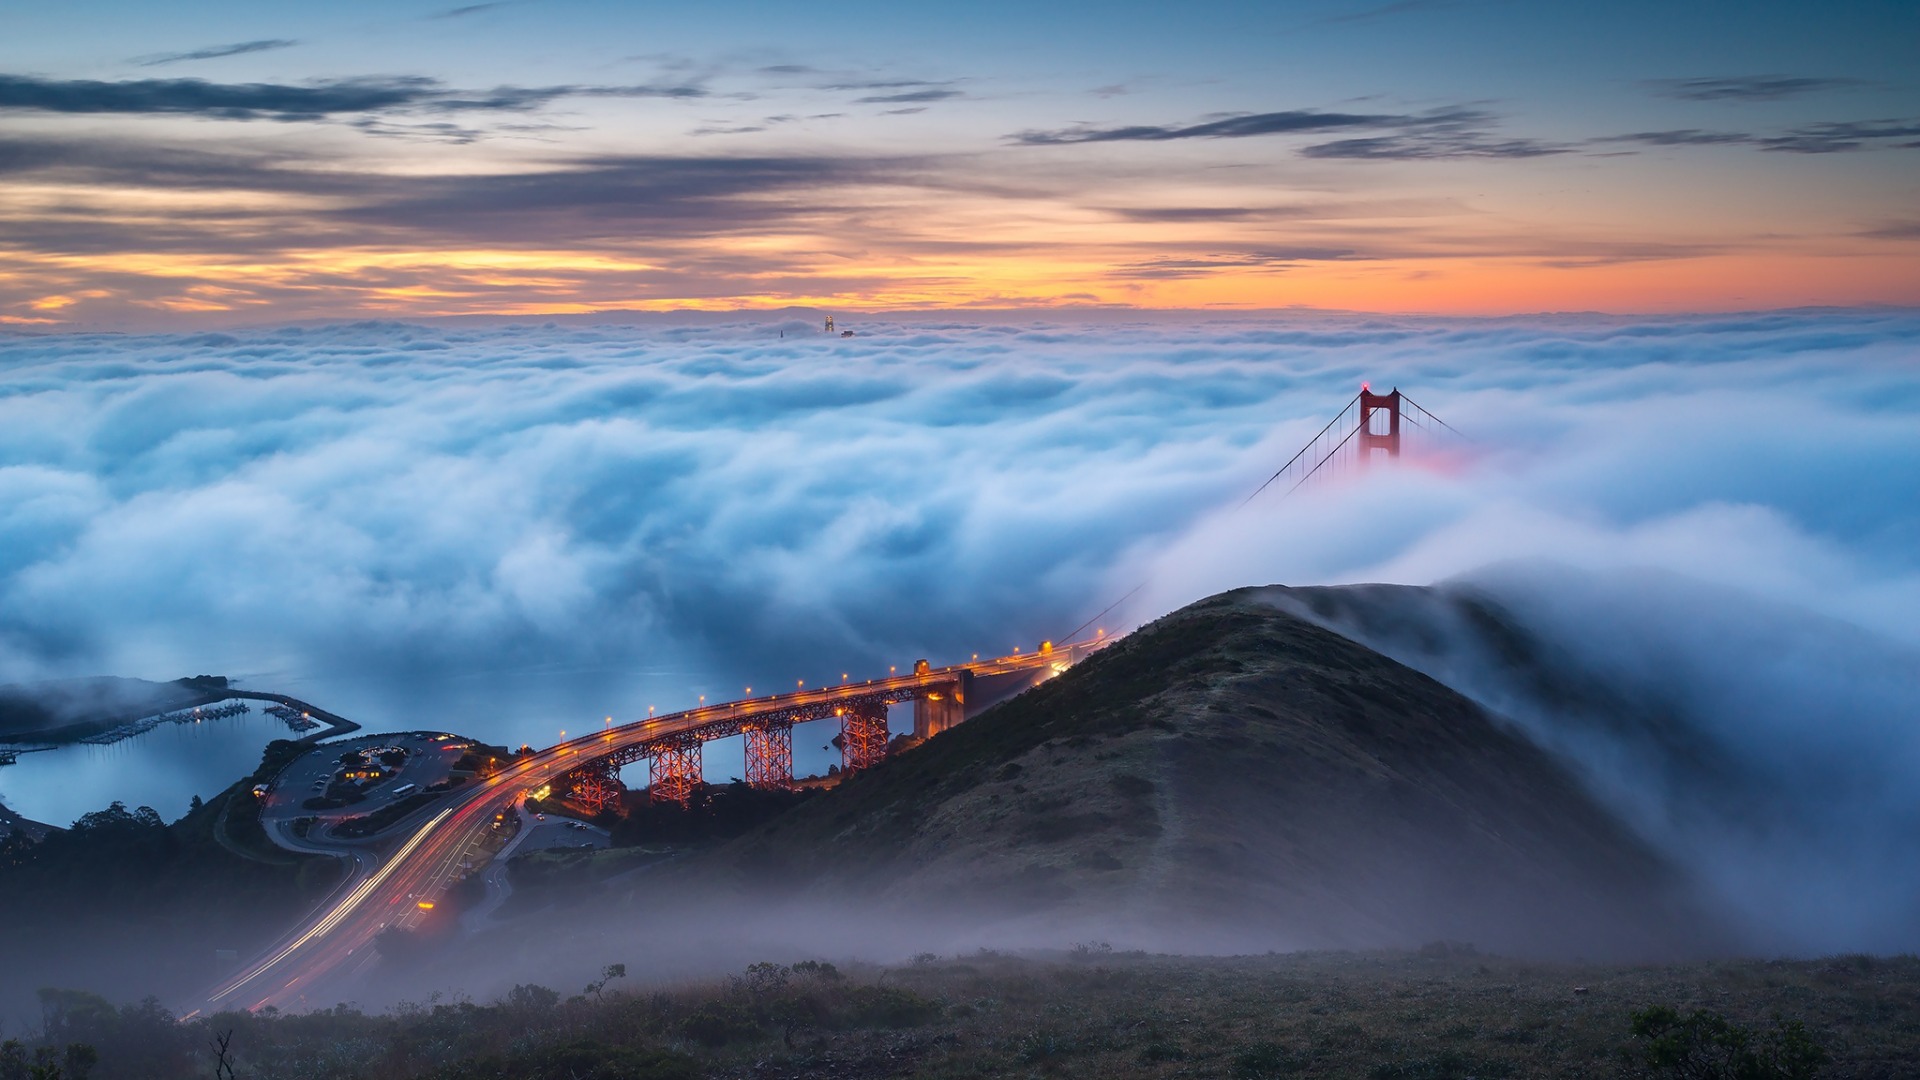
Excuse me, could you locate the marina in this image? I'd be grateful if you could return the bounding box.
[76,701,254,745]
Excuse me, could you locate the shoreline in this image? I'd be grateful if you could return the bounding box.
[213,690,362,743]
[0,688,361,752]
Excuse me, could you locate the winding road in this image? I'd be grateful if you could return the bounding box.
[196,644,1085,1014]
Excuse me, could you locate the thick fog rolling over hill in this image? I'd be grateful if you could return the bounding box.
[3,310,1913,736]
[2,311,1917,909]
[1269,570,1920,956]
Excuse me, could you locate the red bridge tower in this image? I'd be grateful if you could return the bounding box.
[1358,385,1401,463]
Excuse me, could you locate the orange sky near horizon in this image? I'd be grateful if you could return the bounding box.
[5,241,1915,329]
[3,1,1916,328]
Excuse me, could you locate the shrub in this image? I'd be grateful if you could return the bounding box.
[1629,1005,1827,1080]
[1017,1031,1073,1063]
[1369,1050,1511,1079]
[1236,1042,1302,1077]
[503,984,560,1011]
[428,1040,698,1080]
[729,962,790,1001]
[1138,1040,1188,1063]
[838,986,941,1029]
[679,1002,761,1047]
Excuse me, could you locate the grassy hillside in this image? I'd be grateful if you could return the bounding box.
[8,951,1916,1080]
[694,587,1708,958]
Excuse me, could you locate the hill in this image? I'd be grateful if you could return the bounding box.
[687,586,1712,959]
[0,675,228,743]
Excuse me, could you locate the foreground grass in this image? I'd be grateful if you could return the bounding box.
[21,950,1920,1079]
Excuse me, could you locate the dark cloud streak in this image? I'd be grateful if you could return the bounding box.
[0,74,438,120]
[0,73,705,122]
[1597,119,1920,155]
[434,2,509,17]
[1646,75,1862,102]
[1015,105,1571,160]
[1014,108,1398,145]
[854,89,962,104]
[132,39,300,67]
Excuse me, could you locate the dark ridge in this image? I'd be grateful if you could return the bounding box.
[676,587,1714,959]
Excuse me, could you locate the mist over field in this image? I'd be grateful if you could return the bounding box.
[3,309,1919,962]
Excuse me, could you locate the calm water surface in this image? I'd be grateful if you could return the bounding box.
[1,710,305,828]
[0,668,886,827]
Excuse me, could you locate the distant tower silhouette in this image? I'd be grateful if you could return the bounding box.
[823,315,835,334]
[1358,384,1402,462]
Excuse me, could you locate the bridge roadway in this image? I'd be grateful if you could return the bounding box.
[197,641,1093,1015]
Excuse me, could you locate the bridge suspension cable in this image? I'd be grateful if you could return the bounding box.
[1239,389,1362,507]
[1055,385,1465,644]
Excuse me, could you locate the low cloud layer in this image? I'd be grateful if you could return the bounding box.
[1,312,1917,895]
[1018,101,1920,159]
[1268,569,1920,955]
[1646,75,1861,102]
[0,73,704,122]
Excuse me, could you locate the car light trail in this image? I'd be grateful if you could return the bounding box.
[207,807,455,1005]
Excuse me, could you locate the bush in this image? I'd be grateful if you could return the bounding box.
[428,1040,698,1080]
[679,1002,762,1047]
[1138,1040,1188,1063]
[1369,1050,1510,1079]
[1629,1005,1827,1080]
[838,986,941,1029]
[1236,1042,1303,1078]
[503,984,560,1011]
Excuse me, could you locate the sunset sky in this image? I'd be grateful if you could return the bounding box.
[3,0,1916,328]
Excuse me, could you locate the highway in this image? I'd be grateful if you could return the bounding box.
[197,641,1095,1014]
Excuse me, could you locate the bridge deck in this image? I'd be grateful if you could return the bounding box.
[202,637,1103,1014]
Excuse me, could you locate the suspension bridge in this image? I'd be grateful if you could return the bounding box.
[199,384,1460,1015]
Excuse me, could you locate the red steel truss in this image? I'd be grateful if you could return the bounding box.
[567,760,623,814]
[840,700,890,773]
[743,721,794,790]
[648,735,703,805]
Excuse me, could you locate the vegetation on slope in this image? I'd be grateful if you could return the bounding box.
[9,951,1910,1079]
[692,588,1705,957]
[0,741,337,1023]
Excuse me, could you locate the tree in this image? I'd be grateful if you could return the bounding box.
[36,990,113,1048]
[584,964,626,1002]
[504,984,560,1011]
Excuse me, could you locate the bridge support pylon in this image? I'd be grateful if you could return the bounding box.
[840,700,889,774]
[648,735,703,805]
[567,760,623,815]
[1359,387,1402,462]
[912,676,967,739]
[743,721,794,790]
